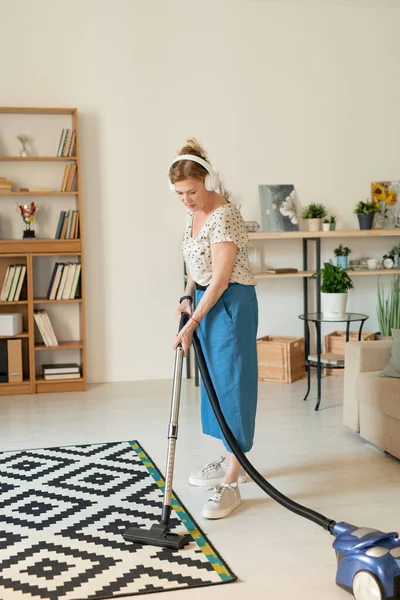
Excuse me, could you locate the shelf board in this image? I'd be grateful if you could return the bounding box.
[0,378,30,387]
[0,157,76,161]
[255,270,314,279]
[36,375,83,384]
[0,379,31,395]
[0,239,81,254]
[348,268,400,276]
[249,229,400,240]
[0,192,77,196]
[0,331,29,339]
[0,107,76,115]
[35,340,83,351]
[0,300,28,305]
[34,297,82,304]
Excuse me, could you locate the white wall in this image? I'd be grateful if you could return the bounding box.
[1,0,400,381]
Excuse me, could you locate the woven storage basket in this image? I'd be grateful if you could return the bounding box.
[324,330,375,376]
[257,336,305,383]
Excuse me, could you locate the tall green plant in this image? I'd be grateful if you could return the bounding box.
[377,275,400,336]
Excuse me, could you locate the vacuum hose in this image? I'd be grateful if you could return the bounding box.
[189,321,336,534]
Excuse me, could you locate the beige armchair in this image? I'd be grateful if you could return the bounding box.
[343,340,400,460]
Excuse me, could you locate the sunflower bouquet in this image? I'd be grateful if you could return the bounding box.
[371,182,398,228]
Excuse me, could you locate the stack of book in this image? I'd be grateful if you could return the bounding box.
[308,353,345,367]
[55,210,79,239]
[57,129,76,157]
[60,164,77,192]
[0,177,13,193]
[47,262,81,300]
[0,265,27,301]
[42,363,81,380]
[34,310,58,347]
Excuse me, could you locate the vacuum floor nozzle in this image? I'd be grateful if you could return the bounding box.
[123,524,192,550]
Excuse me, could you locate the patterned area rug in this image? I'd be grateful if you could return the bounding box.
[0,441,236,599]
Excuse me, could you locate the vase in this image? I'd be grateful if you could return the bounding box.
[329,223,336,231]
[321,292,348,318]
[336,256,348,269]
[385,205,396,229]
[322,223,330,232]
[247,245,262,274]
[307,218,321,231]
[20,148,28,157]
[357,214,374,230]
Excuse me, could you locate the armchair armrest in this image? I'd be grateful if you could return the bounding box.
[343,340,392,432]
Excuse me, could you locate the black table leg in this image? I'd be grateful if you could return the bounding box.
[346,320,350,342]
[315,320,322,411]
[358,319,366,340]
[303,320,311,402]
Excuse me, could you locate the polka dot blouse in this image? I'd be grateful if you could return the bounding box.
[182,204,256,287]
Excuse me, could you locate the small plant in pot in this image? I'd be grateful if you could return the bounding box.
[390,244,400,268]
[311,262,354,318]
[322,218,330,232]
[329,215,337,231]
[354,200,379,230]
[301,203,327,232]
[376,275,400,338]
[334,243,351,269]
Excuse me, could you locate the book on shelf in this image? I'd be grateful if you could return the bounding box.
[60,164,77,192]
[308,352,345,366]
[34,310,59,347]
[55,209,80,239]
[42,363,81,380]
[266,268,298,274]
[46,262,81,300]
[0,265,27,302]
[57,129,76,157]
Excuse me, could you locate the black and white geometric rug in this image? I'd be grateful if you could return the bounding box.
[0,441,236,599]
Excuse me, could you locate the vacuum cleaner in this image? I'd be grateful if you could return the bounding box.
[124,313,400,600]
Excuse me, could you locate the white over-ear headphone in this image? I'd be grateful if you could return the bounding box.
[168,154,220,193]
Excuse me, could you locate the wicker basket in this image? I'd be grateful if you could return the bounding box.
[324,330,375,376]
[257,335,305,383]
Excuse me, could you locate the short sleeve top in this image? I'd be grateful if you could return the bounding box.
[181,204,256,287]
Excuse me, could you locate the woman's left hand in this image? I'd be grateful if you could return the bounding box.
[174,320,196,356]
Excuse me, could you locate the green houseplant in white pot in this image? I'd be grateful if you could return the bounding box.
[301,203,327,232]
[312,262,354,317]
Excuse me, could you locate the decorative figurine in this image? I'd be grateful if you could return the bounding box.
[16,134,30,157]
[16,202,39,238]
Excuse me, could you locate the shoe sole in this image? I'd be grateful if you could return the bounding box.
[202,497,242,519]
[189,474,249,487]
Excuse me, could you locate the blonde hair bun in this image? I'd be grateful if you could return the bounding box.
[177,137,209,162]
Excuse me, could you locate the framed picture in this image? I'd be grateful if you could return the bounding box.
[259,184,299,232]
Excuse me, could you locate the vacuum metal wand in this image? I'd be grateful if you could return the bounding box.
[123,313,192,550]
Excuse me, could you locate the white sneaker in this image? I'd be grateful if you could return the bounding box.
[188,456,249,487]
[202,483,242,519]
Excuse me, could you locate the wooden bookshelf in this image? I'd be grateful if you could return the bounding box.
[0,106,86,395]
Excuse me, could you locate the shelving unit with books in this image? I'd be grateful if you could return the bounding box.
[0,107,86,395]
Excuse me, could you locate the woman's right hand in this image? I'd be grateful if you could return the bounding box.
[176,299,193,318]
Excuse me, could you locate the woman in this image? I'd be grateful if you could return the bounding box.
[171,138,258,520]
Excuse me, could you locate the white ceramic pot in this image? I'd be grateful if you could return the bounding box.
[322,223,330,232]
[307,218,322,231]
[321,292,348,318]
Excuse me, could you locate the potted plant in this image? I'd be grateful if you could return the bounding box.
[376,275,400,338]
[322,218,330,232]
[301,203,327,232]
[334,243,351,269]
[390,244,400,268]
[329,215,337,231]
[354,200,379,230]
[312,262,354,317]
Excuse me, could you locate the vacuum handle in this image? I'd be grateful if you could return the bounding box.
[178,311,189,334]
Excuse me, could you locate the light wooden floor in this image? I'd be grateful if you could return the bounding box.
[1,374,399,600]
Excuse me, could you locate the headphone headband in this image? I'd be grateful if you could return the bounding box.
[168,154,220,192]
